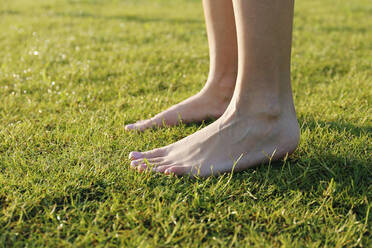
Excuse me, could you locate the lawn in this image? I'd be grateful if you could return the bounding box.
[0,0,371,246]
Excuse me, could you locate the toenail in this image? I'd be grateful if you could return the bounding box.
[164,169,171,175]
[129,151,143,160]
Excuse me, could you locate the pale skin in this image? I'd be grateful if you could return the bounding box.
[128,0,300,177]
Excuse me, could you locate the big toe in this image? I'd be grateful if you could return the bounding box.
[125,118,161,131]
[128,151,144,160]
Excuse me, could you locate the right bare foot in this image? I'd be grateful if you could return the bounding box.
[125,75,236,131]
[128,94,300,177]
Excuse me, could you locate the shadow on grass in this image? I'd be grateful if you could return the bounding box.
[183,116,370,192]
[187,116,371,221]
[301,118,371,138]
[183,116,371,138]
[226,116,371,211]
[23,116,365,219]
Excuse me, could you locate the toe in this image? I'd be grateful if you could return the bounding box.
[125,120,146,131]
[137,163,148,172]
[130,160,142,167]
[129,148,167,162]
[125,118,159,131]
[128,151,143,160]
[164,166,190,175]
[154,165,172,173]
[130,161,137,169]
[125,120,147,131]
[124,123,136,131]
[131,158,164,167]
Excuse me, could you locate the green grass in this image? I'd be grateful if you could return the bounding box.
[0,0,371,246]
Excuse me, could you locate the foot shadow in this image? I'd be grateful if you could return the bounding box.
[225,116,370,198]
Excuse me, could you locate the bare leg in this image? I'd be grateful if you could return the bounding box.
[129,0,300,177]
[125,0,238,131]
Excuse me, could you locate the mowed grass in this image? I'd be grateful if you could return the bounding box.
[0,0,371,246]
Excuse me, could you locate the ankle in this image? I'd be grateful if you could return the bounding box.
[202,72,237,100]
[208,71,237,89]
[226,92,297,122]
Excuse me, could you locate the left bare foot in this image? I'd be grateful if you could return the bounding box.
[128,102,299,177]
[125,74,236,131]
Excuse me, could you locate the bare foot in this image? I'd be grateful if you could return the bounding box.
[125,75,236,131]
[128,102,300,177]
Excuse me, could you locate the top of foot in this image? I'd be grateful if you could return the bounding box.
[125,87,232,131]
[128,108,300,177]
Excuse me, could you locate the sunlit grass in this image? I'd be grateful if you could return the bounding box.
[0,0,371,246]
